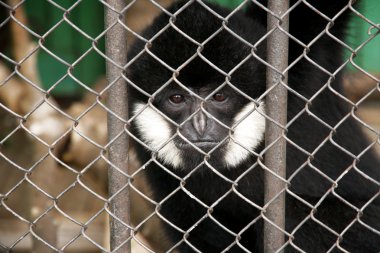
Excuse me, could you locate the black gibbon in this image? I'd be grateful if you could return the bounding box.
[127,0,380,252]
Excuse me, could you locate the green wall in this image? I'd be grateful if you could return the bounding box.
[25,0,105,96]
[346,0,380,72]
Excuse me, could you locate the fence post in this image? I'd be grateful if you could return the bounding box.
[263,1,289,252]
[105,1,130,253]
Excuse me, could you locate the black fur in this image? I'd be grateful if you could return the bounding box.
[127,0,380,252]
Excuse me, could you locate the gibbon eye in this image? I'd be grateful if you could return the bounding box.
[213,92,227,102]
[169,94,185,104]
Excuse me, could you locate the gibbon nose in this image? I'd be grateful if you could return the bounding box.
[192,111,207,137]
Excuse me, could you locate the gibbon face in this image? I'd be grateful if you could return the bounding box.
[132,85,265,170]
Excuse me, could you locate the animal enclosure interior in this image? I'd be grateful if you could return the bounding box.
[0,0,379,252]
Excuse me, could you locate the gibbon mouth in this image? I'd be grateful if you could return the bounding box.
[176,141,220,148]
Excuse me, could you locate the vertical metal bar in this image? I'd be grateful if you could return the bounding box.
[105,1,130,253]
[263,1,289,252]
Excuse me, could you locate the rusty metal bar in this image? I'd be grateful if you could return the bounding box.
[105,1,130,253]
[263,1,289,252]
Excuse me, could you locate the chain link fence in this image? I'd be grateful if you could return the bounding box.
[0,0,379,252]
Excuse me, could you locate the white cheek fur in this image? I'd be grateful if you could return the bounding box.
[133,103,183,168]
[224,102,266,167]
[133,102,265,169]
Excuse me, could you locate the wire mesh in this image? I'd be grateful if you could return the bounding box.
[0,0,379,252]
